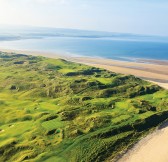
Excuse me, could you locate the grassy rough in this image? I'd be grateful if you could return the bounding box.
[0,52,168,162]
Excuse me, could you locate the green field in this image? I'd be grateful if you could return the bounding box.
[0,52,168,162]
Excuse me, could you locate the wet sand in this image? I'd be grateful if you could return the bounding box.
[0,49,168,89]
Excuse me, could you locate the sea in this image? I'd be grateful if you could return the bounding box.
[0,27,168,62]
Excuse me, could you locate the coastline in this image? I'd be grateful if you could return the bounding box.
[1,48,167,90]
[0,48,168,162]
[69,57,168,89]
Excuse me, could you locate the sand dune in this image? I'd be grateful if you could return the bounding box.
[0,49,168,161]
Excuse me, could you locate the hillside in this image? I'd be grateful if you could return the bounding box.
[0,52,168,162]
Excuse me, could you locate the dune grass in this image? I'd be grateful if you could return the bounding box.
[0,52,168,162]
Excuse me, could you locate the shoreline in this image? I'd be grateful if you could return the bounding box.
[0,48,168,89]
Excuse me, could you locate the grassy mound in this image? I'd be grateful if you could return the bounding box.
[0,52,167,162]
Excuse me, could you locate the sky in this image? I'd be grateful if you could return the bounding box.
[0,0,168,36]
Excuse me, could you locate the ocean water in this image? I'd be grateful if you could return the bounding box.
[0,27,168,61]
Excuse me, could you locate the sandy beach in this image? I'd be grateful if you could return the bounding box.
[1,49,167,89]
[69,57,168,89]
[118,124,168,162]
